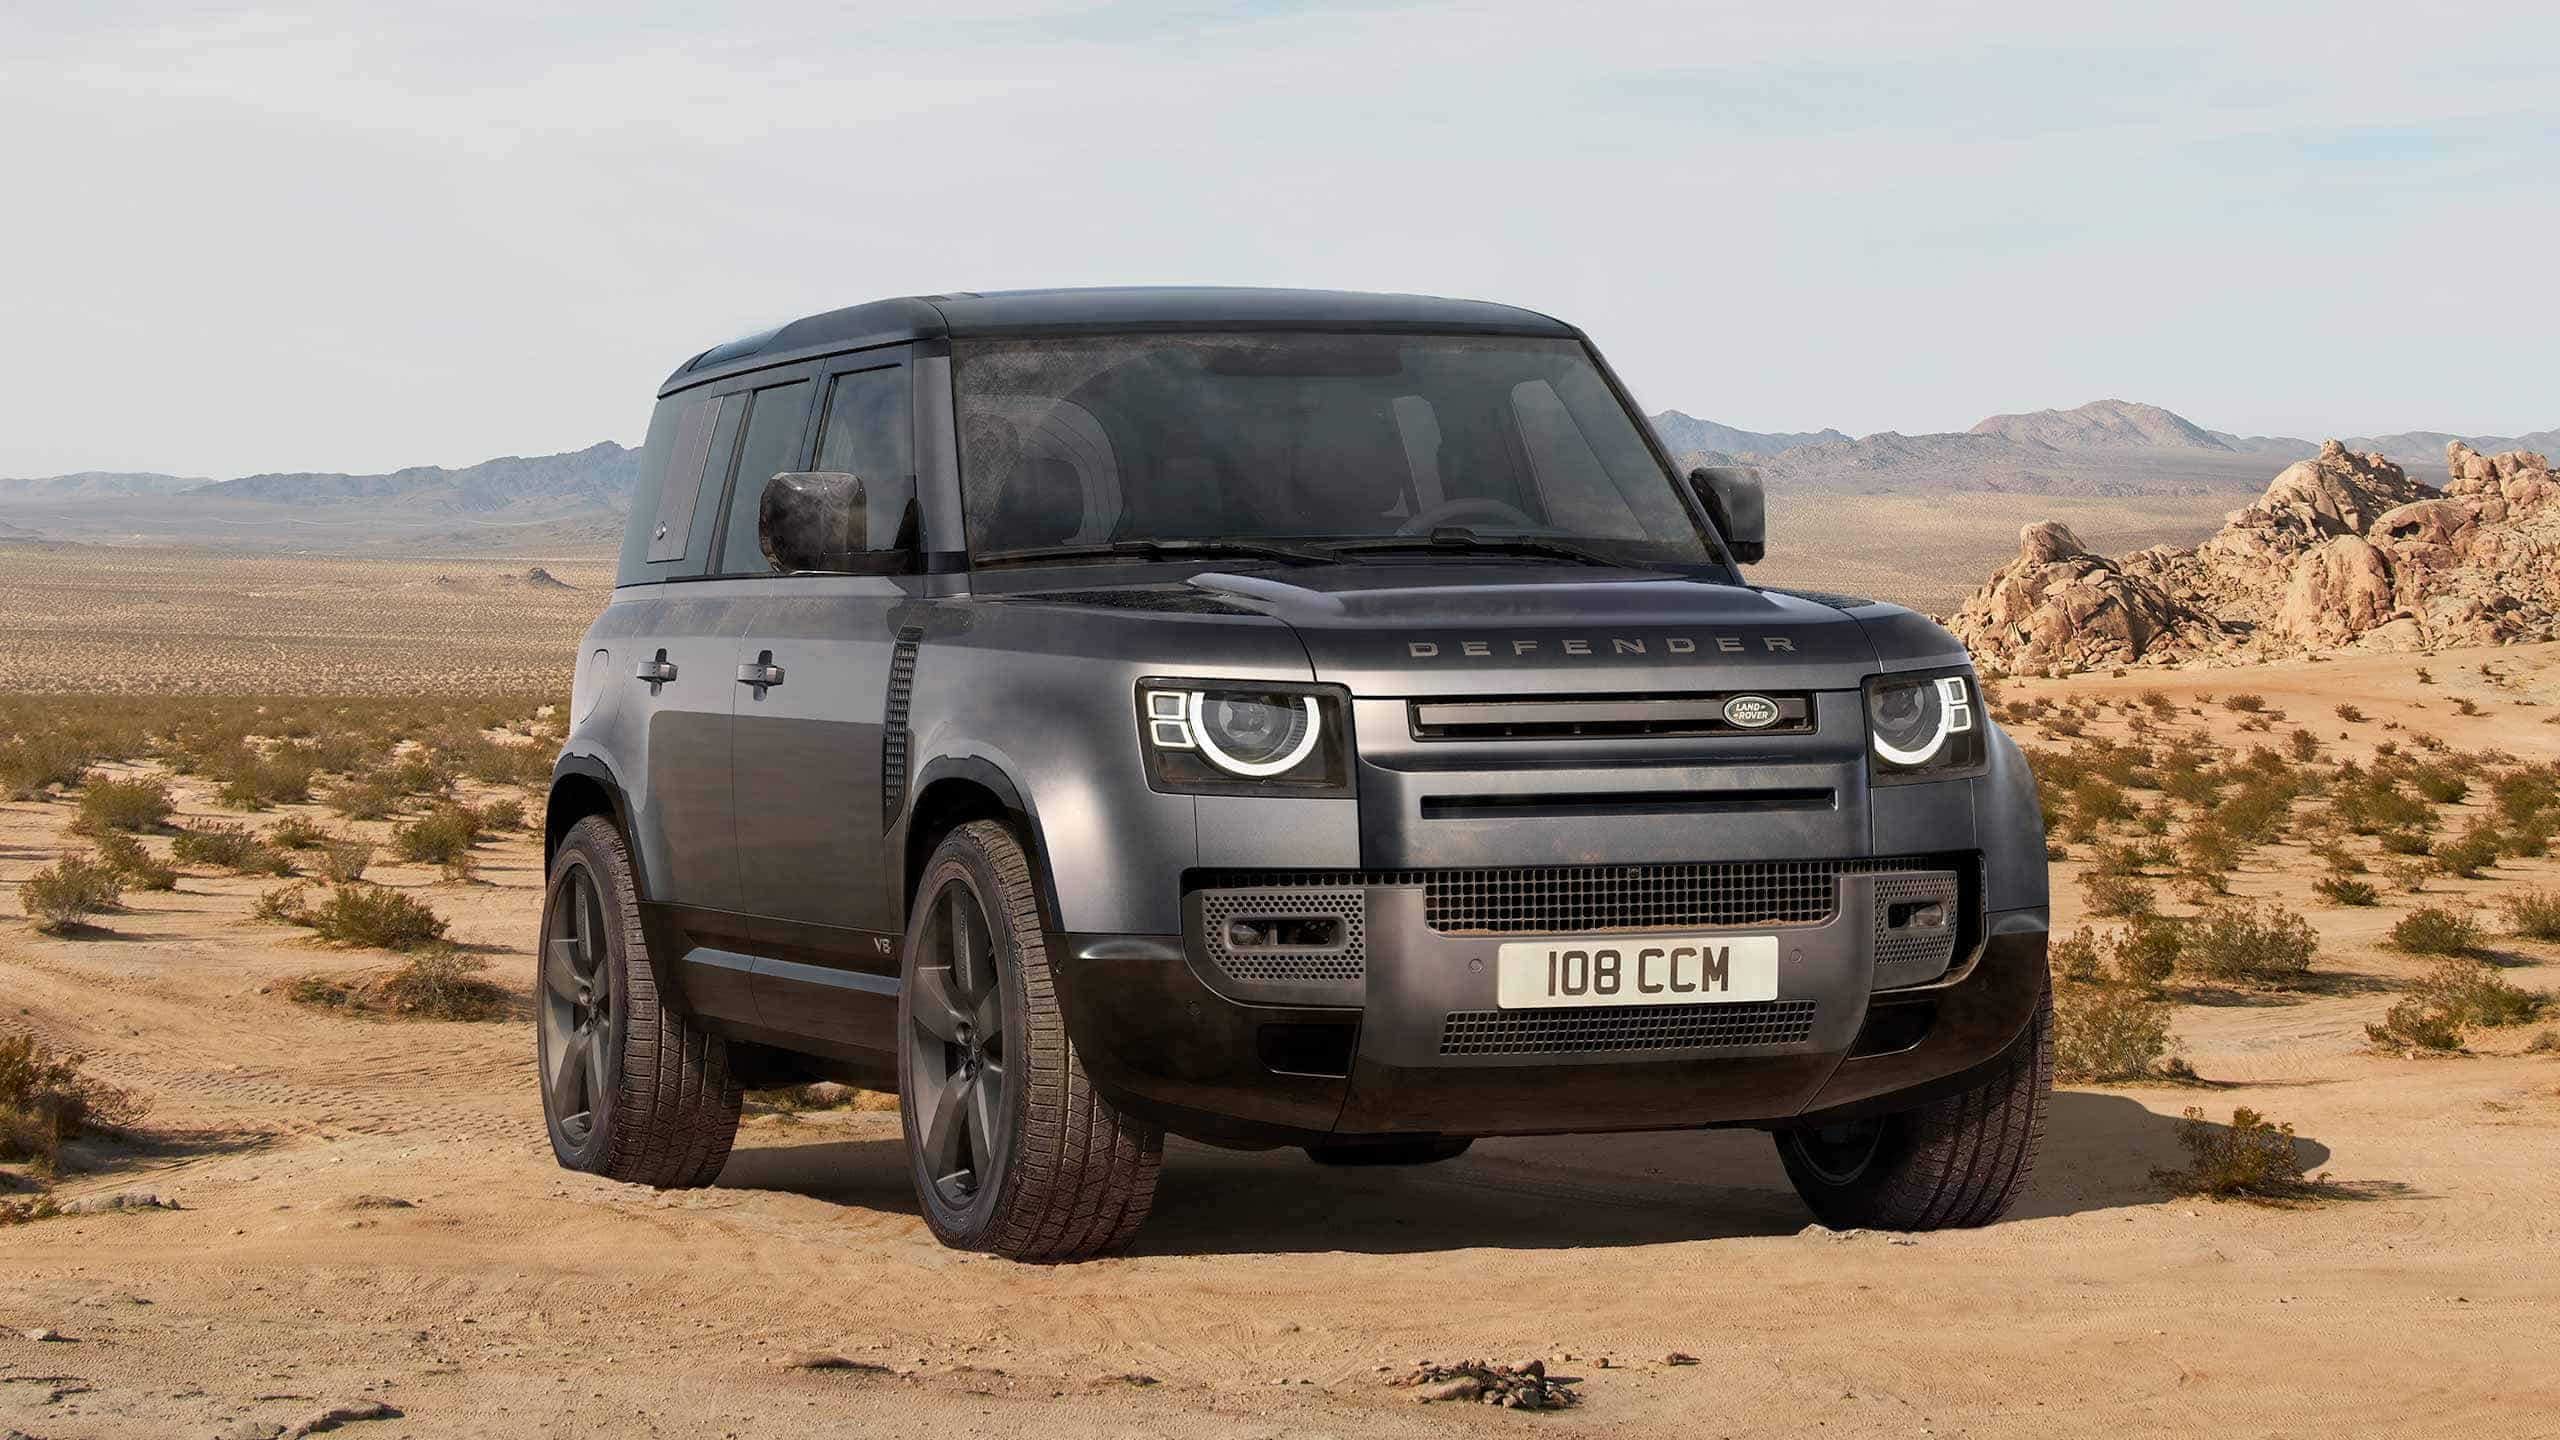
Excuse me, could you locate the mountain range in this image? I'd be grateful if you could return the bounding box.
[4,402,2552,550]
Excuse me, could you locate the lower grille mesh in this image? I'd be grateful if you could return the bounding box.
[1198,888,1366,985]
[1439,1000,1819,1056]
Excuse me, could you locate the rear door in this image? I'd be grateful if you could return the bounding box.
[728,352,918,1052]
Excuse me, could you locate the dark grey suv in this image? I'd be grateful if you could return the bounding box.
[539,288,2052,1261]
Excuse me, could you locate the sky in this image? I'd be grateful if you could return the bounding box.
[2,1,2555,479]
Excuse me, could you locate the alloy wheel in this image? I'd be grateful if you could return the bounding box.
[904,880,1014,1212]
[540,861,615,1148]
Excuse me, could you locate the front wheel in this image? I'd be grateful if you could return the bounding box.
[1774,987,2051,1230]
[897,820,1163,1261]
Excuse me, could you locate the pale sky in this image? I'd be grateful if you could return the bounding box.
[3,1,2554,479]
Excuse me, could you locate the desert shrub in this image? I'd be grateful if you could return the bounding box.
[2089,840,2169,877]
[306,885,448,950]
[2218,777,2299,844]
[2112,915,2183,987]
[213,751,315,811]
[2415,666,2434,685]
[2070,778,2133,826]
[2051,926,2106,984]
[2432,829,2501,879]
[2493,772,2556,827]
[2313,876,2381,907]
[2389,906,2483,957]
[0,733,97,798]
[2180,821,2243,875]
[391,806,481,868]
[2313,843,2367,875]
[318,840,375,884]
[2502,821,2550,859]
[2382,859,2431,894]
[2153,1106,2316,1199]
[2408,959,2545,1029]
[325,777,400,821]
[91,832,178,891]
[2527,1030,2560,1055]
[2504,889,2560,941]
[15,853,126,932]
[2379,829,2433,857]
[383,753,454,798]
[2411,767,2469,804]
[2334,703,2366,723]
[2084,873,2158,919]
[0,1029,148,1176]
[2221,693,2266,714]
[2366,997,2465,1054]
[2287,728,2320,761]
[267,816,334,850]
[474,796,528,832]
[170,822,293,876]
[252,882,313,925]
[2054,980,2183,1082]
[72,776,174,834]
[281,974,360,1009]
[2179,900,2317,988]
[372,952,511,1021]
[2454,697,2482,717]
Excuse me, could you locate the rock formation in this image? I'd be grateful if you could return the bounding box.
[1949,439,2560,672]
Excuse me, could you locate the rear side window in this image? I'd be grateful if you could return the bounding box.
[812,365,915,558]
[616,393,733,584]
[712,380,816,574]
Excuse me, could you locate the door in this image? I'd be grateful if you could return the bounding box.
[630,390,753,919]
[728,356,918,1050]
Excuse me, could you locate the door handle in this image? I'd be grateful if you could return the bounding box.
[737,651,785,692]
[634,650,678,683]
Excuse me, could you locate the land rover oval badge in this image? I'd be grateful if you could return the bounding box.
[1723,694,1782,730]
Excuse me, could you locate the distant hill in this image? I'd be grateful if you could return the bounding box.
[199,441,636,513]
[1969,399,2232,452]
[0,471,207,498]
[1650,411,1850,459]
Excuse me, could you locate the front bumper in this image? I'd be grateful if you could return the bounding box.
[1054,859,2050,1148]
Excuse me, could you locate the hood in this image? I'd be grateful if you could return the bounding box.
[1185,564,1962,697]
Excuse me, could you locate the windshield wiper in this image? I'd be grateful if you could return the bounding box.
[974,538,1337,568]
[1319,528,1622,567]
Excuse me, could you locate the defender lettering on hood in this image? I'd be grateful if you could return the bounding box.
[1407,633,1798,659]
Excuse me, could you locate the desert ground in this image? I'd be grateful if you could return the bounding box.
[4,552,2559,1438]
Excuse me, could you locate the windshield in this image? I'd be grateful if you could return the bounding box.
[952,332,1723,569]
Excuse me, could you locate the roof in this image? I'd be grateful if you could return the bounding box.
[661,286,1576,395]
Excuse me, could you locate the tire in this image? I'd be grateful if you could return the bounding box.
[1305,1137,1474,1167]
[898,820,1163,1262]
[537,814,742,1188]
[1774,985,2051,1230]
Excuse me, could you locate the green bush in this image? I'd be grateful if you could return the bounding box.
[2366,997,2465,1053]
[15,853,126,933]
[2431,830,2501,879]
[2180,900,2318,988]
[213,751,315,811]
[251,882,312,925]
[2408,958,2545,1029]
[170,822,293,876]
[0,733,95,798]
[391,806,481,868]
[2412,768,2470,805]
[2112,915,2183,988]
[91,832,178,892]
[2153,1106,2316,1199]
[2313,876,2381,907]
[318,840,375,885]
[474,796,528,832]
[2390,906,2483,957]
[266,816,334,850]
[2222,694,2266,714]
[325,778,400,822]
[2379,829,2433,857]
[306,885,449,951]
[2334,703,2366,723]
[374,952,511,1021]
[2504,889,2560,941]
[72,776,174,834]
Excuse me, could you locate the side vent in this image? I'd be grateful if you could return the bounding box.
[882,630,921,826]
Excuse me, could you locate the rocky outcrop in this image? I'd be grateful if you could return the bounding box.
[1949,440,2560,672]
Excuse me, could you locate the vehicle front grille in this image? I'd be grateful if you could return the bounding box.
[1195,886,1366,989]
[1439,1000,1819,1056]
[1189,857,1948,936]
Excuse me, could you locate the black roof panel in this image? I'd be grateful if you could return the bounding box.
[662,286,1575,394]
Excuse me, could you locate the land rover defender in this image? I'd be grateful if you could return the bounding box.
[540,287,2051,1261]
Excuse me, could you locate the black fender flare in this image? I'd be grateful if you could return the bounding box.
[902,752,1069,940]
[546,751,690,1014]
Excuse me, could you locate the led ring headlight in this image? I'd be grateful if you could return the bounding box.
[1143,688,1324,778]
[1870,675,1975,767]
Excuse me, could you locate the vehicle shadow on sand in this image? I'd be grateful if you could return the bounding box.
[714,1092,2379,1255]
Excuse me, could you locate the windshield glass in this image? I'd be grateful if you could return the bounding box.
[952,332,1722,568]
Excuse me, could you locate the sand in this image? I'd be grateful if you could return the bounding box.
[5,650,2559,1438]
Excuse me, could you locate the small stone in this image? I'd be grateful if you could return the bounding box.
[1663,1352,1700,1366]
[24,1327,67,1342]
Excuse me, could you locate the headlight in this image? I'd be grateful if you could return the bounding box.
[1866,671,1984,781]
[1138,681,1352,794]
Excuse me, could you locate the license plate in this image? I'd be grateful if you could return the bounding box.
[1495,935,1779,1009]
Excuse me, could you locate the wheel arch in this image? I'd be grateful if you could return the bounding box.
[902,756,1062,937]
[545,753,691,1016]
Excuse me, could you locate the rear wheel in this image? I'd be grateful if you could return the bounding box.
[538,815,742,1188]
[898,820,1163,1261]
[1774,986,2051,1230]
[1305,1137,1473,1166]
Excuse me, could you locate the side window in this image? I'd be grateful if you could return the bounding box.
[812,365,916,558]
[615,393,731,583]
[713,380,815,575]
[648,395,730,563]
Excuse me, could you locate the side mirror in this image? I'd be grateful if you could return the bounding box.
[757,472,865,573]
[1688,465,1766,565]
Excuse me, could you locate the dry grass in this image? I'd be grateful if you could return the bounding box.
[1,1027,148,1179]
[16,852,127,932]
[2179,900,2319,989]
[2152,1106,2322,1201]
[2390,906,2485,957]
[72,776,175,834]
[285,952,510,1023]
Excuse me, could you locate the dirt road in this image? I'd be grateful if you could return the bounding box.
[6,657,2560,1438]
